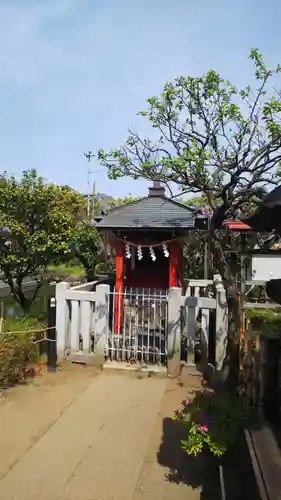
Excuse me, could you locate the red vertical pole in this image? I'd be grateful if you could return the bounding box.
[169,242,182,288]
[177,242,183,287]
[169,242,177,288]
[114,242,124,334]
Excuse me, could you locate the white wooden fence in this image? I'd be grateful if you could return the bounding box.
[56,281,109,364]
[174,275,227,370]
[56,275,228,372]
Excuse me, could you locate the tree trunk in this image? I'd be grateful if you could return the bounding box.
[223,298,240,390]
[86,272,95,282]
[210,231,240,390]
[6,274,42,314]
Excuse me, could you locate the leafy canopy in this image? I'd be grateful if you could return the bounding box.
[70,223,102,279]
[0,169,84,310]
[99,49,281,225]
[98,51,281,382]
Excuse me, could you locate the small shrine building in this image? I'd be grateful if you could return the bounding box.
[95,182,200,333]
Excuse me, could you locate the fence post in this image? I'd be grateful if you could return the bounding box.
[93,283,110,367]
[47,297,57,371]
[55,282,70,359]
[167,287,182,377]
[214,274,228,371]
[186,296,198,365]
[201,307,209,364]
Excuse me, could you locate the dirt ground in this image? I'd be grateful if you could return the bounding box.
[0,362,100,480]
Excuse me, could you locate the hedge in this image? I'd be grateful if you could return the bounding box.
[0,316,45,387]
[247,307,281,335]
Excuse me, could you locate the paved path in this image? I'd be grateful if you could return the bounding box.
[0,372,202,500]
[132,377,201,500]
[0,374,166,500]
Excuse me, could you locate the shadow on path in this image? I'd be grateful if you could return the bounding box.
[157,417,221,500]
[157,415,262,499]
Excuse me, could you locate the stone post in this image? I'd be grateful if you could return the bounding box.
[94,283,110,367]
[55,282,70,360]
[186,296,198,365]
[214,274,228,371]
[167,287,182,377]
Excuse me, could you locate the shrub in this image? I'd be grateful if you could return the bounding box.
[246,308,281,334]
[173,391,252,458]
[4,315,45,333]
[0,319,42,387]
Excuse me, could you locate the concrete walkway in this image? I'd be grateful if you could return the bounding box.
[0,373,168,500]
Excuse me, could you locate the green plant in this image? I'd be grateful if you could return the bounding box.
[173,392,251,458]
[99,49,281,224]
[70,222,103,279]
[247,308,281,335]
[47,263,85,278]
[0,169,84,312]
[3,315,45,333]
[0,330,39,387]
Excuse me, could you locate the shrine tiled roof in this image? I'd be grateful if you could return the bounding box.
[95,195,196,230]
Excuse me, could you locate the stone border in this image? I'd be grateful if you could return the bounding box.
[245,425,281,500]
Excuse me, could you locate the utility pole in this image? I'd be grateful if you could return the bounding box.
[92,179,96,216]
[204,237,209,280]
[84,151,95,220]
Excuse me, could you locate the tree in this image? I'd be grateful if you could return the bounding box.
[70,223,106,280]
[0,169,84,311]
[107,195,141,209]
[99,49,281,384]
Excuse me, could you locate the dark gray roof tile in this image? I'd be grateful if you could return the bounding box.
[96,196,196,229]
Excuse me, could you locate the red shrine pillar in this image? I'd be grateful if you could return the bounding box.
[114,241,124,334]
[169,241,183,288]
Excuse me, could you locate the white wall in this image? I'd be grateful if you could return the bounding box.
[251,255,281,281]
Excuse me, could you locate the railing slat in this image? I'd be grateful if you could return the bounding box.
[80,301,92,353]
[181,296,216,309]
[66,290,97,302]
[201,308,209,360]
[186,297,197,364]
[70,300,80,352]
[244,302,280,309]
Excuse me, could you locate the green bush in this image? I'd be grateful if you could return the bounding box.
[4,315,45,333]
[0,320,41,387]
[247,308,281,335]
[173,391,253,458]
[47,263,85,278]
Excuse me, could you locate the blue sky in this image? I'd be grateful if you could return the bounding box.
[0,0,280,198]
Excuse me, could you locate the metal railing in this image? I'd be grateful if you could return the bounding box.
[106,287,168,365]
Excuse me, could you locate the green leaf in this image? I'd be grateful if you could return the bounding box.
[0,170,85,310]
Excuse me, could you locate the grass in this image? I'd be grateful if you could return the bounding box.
[2,315,46,333]
[47,263,85,278]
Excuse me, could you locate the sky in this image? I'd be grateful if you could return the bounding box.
[0,0,280,198]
